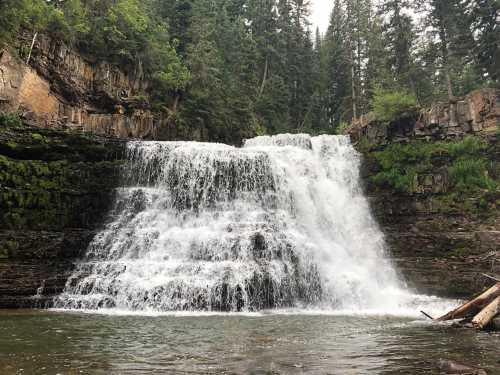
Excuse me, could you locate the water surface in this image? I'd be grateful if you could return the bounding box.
[1,310,499,374]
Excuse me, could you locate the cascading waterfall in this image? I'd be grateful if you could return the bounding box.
[55,134,421,313]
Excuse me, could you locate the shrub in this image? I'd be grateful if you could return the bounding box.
[372,87,419,123]
[446,136,487,158]
[0,112,22,127]
[448,159,496,192]
[371,137,497,194]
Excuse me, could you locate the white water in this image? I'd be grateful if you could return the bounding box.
[55,134,451,315]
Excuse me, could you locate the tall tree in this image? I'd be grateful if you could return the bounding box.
[471,0,500,83]
[379,0,416,90]
[324,0,351,128]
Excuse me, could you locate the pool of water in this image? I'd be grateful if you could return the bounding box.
[1,310,499,374]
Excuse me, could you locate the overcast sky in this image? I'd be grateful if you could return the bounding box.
[310,0,333,33]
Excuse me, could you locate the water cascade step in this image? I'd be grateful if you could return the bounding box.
[55,134,408,312]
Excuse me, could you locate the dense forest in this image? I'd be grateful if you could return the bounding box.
[0,0,498,140]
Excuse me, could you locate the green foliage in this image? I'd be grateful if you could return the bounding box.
[371,137,497,195]
[0,112,23,128]
[449,158,496,192]
[336,122,350,135]
[372,87,418,123]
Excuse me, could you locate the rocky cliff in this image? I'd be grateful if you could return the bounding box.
[352,89,500,297]
[0,34,159,139]
[0,122,125,307]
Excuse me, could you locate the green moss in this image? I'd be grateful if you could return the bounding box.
[31,133,48,144]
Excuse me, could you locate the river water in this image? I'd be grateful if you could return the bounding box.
[1,310,499,374]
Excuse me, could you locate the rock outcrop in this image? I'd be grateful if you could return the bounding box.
[0,123,126,307]
[0,34,158,139]
[350,89,499,148]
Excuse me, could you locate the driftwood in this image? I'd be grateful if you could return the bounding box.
[437,283,500,321]
[438,359,487,375]
[481,273,500,283]
[471,296,500,329]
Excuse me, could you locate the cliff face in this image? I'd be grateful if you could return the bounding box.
[352,89,500,297]
[350,89,499,147]
[0,123,125,307]
[0,35,158,139]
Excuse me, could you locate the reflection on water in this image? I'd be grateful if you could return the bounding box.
[0,310,499,374]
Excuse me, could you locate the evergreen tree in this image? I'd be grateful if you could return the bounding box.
[324,0,351,129]
[379,0,416,90]
[471,0,500,83]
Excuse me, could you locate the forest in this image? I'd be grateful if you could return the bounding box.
[0,0,498,140]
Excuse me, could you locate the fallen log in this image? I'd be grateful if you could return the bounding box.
[471,296,500,330]
[437,283,500,321]
[438,359,488,375]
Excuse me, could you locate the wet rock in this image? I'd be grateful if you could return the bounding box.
[0,124,126,308]
[438,359,487,375]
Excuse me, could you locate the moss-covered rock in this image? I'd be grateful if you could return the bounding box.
[0,122,126,307]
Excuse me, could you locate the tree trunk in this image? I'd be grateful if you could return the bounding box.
[472,296,500,329]
[171,92,181,113]
[350,51,357,120]
[259,56,269,97]
[26,31,38,65]
[437,283,500,321]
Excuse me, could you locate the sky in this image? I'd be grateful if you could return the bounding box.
[310,0,334,33]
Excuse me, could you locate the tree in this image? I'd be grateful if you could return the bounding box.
[471,0,500,83]
[324,0,351,129]
[379,0,416,90]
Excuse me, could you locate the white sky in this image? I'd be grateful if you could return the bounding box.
[310,0,334,33]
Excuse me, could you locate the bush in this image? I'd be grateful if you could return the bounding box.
[448,158,496,191]
[371,137,497,194]
[372,87,419,123]
[0,112,23,127]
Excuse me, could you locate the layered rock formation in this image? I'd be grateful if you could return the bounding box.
[354,90,500,297]
[350,89,499,147]
[0,123,125,307]
[0,34,157,139]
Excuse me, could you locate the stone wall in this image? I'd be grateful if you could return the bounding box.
[0,124,126,307]
[0,34,158,139]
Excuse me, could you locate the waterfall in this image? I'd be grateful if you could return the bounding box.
[55,134,413,313]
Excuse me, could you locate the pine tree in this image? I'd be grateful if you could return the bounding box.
[379,0,416,90]
[471,0,500,83]
[324,0,351,129]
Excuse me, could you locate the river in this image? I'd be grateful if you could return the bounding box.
[1,310,499,374]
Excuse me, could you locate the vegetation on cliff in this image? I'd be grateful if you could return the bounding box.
[1,0,498,139]
[369,136,499,214]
